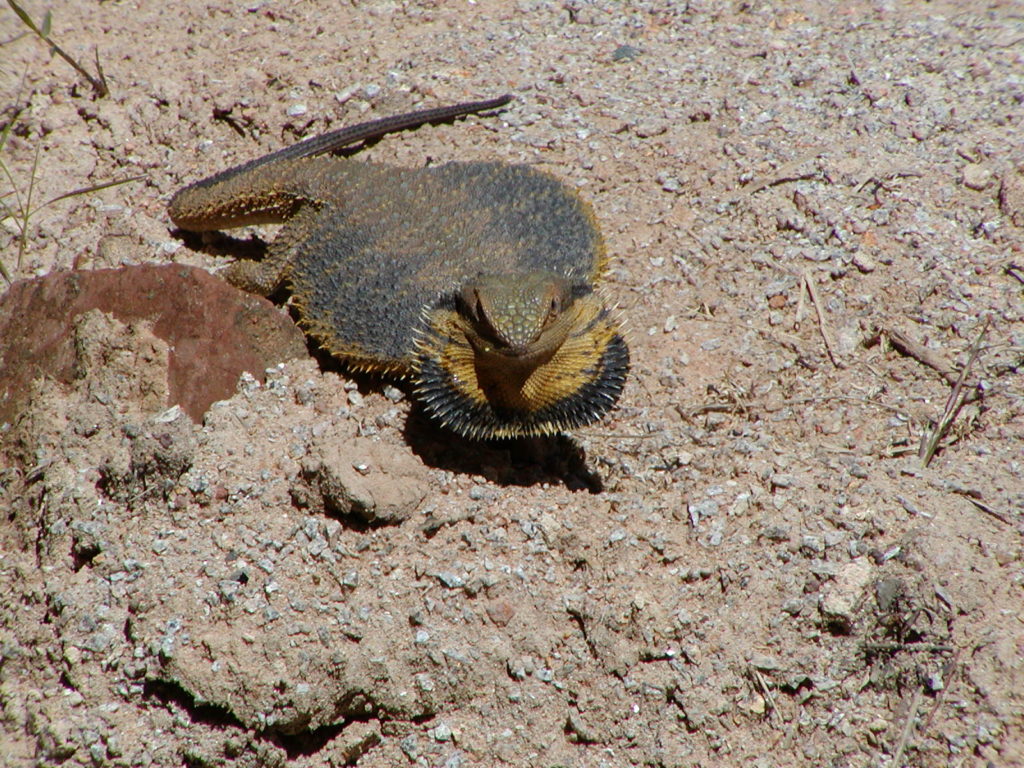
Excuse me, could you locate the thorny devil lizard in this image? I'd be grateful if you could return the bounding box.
[169,95,628,439]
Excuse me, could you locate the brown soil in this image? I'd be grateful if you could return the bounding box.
[1,1,1022,767]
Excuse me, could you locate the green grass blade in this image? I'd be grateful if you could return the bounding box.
[6,0,109,97]
[34,173,144,212]
[0,155,26,227]
[0,192,11,282]
[0,110,17,154]
[6,0,42,35]
[16,143,40,268]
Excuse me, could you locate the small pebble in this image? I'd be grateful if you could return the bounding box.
[486,601,515,626]
[635,119,668,138]
[749,653,782,671]
[608,528,628,543]
[824,531,845,548]
[962,163,992,191]
[781,598,804,615]
[852,252,876,273]
[612,44,641,61]
[436,572,465,589]
[801,535,824,554]
[657,171,681,193]
[770,473,795,489]
[924,670,944,691]
[400,735,419,759]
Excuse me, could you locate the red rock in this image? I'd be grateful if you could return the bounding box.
[486,599,516,627]
[0,265,306,424]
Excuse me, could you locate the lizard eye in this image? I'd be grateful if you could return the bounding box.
[546,285,572,324]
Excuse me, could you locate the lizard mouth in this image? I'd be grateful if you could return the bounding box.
[412,293,629,440]
[466,319,573,363]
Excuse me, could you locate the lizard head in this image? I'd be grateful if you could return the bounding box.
[414,271,629,439]
[457,272,577,360]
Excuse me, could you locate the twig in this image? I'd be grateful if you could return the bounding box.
[891,686,924,768]
[747,667,781,727]
[742,170,820,200]
[919,319,989,467]
[92,48,108,95]
[856,170,924,195]
[919,647,963,737]
[1005,262,1024,286]
[0,28,28,46]
[727,150,823,204]
[876,325,984,406]
[942,483,1015,528]
[880,326,958,385]
[684,402,746,417]
[794,276,807,330]
[803,270,844,368]
[862,642,954,654]
[39,173,145,208]
[964,496,1013,526]
[0,116,20,284]
[681,393,912,421]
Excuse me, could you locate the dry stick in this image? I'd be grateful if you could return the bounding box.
[1006,262,1024,286]
[794,275,807,330]
[726,150,823,204]
[919,319,990,467]
[748,667,781,728]
[883,326,959,386]
[919,647,964,743]
[879,325,984,406]
[803,270,844,368]
[964,496,1013,526]
[891,686,925,768]
[684,393,911,420]
[856,169,924,193]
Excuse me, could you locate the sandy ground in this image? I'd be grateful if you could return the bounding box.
[1,1,1023,766]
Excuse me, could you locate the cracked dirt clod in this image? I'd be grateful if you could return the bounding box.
[999,166,1024,227]
[820,558,875,628]
[303,436,429,524]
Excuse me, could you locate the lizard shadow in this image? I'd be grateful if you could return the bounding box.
[173,229,270,263]
[302,342,603,492]
[401,406,604,493]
